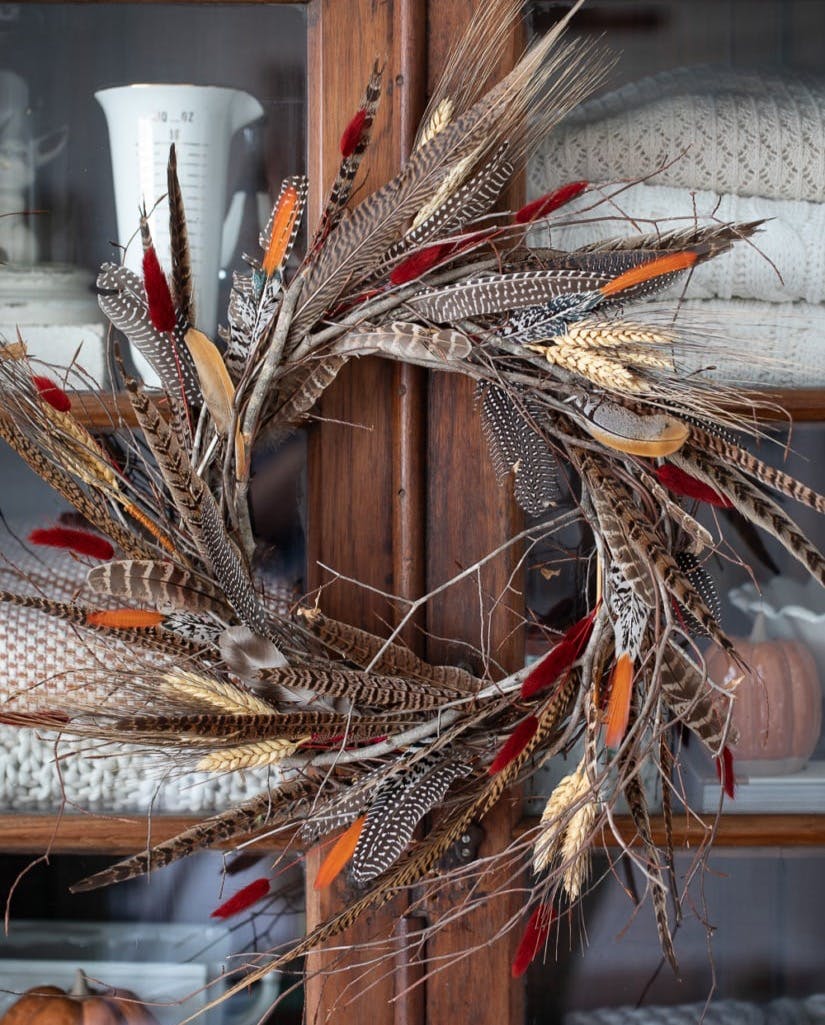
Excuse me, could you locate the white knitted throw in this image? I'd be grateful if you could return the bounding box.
[0,534,281,813]
[527,181,825,304]
[540,67,825,202]
[667,299,825,387]
[565,993,825,1025]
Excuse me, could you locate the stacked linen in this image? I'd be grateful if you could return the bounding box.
[528,67,825,386]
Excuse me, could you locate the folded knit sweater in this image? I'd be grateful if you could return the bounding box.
[535,66,825,202]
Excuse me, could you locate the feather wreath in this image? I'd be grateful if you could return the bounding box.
[0,0,823,1015]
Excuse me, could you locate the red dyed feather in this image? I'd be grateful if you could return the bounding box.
[29,526,114,561]
[514,180,588,224]
[489,715,539,775]
[715,746,736,799]
[511,902,556,977]
[210,877,271,919]
[521,607,598,699]
[390,244,450,285]
[656,463,733,508]
[33,376,71,412]
[340,108,369,158]
[143,247,177,333]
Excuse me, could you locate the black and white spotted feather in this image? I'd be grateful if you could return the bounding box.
[478,381,559,514]
[96,263,201,404]
[350,755,472,886]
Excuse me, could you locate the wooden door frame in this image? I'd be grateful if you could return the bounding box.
[304,2,524,1023]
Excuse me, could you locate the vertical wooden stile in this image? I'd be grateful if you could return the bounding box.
[422,4,526,1025]
[304,1,427,1022]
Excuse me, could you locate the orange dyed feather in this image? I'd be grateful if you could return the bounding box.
[604,652,634,749]
[85,609,165,629]
[313,815,366,890]
[262,185,300,278]
[599,251,698,298]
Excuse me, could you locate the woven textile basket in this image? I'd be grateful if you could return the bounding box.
[0,535,285,813]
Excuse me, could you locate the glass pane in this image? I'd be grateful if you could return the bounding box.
[525,2,825,1020]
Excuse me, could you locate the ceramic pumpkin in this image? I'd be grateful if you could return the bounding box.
[0,969,160,1025]
[706,617,822,775]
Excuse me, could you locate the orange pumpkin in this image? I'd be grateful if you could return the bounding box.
[0,969,161,1025]
[706,620,821,775]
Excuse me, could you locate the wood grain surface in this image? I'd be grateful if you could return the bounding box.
[304,2,427,1022]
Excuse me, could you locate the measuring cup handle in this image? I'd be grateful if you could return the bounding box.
[220,191,248,268]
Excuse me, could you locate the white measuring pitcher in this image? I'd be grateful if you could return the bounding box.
[95,84,264,383]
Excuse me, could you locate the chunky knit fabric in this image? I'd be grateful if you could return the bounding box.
[535,67,825,202]
[0,535,285,812]
[530,181,825,303]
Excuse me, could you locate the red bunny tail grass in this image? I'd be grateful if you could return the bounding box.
[656,463,733,508]
[143,247,177,332]
[29,526,114,561]
[85,609,166,629]
[511,902,556,978]
[715,746,736,799]
[33,376,72,412]
[521,607,599,699]
[489,716,539,775]
[514,180,588,224]
[600,251,698,299]
[340,108,369,158]
[390,243,450,286]
[210,877,271,919]
[604,653,634,750]
[314,815,366,890]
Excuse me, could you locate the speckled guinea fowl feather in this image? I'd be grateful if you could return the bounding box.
[167,144,194,326]
[411,269,611,322]
[298,607,482,693]
[478,381,560,515]
[350,755,472,885]
[672,446,825,586]
[673,550,721,638]
[87,559,233,618]
[70,781,312,893]
[300,784,373,845]
[96,264,200,405]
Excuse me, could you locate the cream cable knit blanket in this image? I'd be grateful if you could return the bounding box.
[669,299,825,387]
[527,180,825,304]
[540,66,825,202]
[0,535,278,812]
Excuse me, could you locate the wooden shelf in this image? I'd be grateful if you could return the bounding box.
[523,814,825,850]
[3,812,825,857]
[0,813,290,855]
[68,391,143,430]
